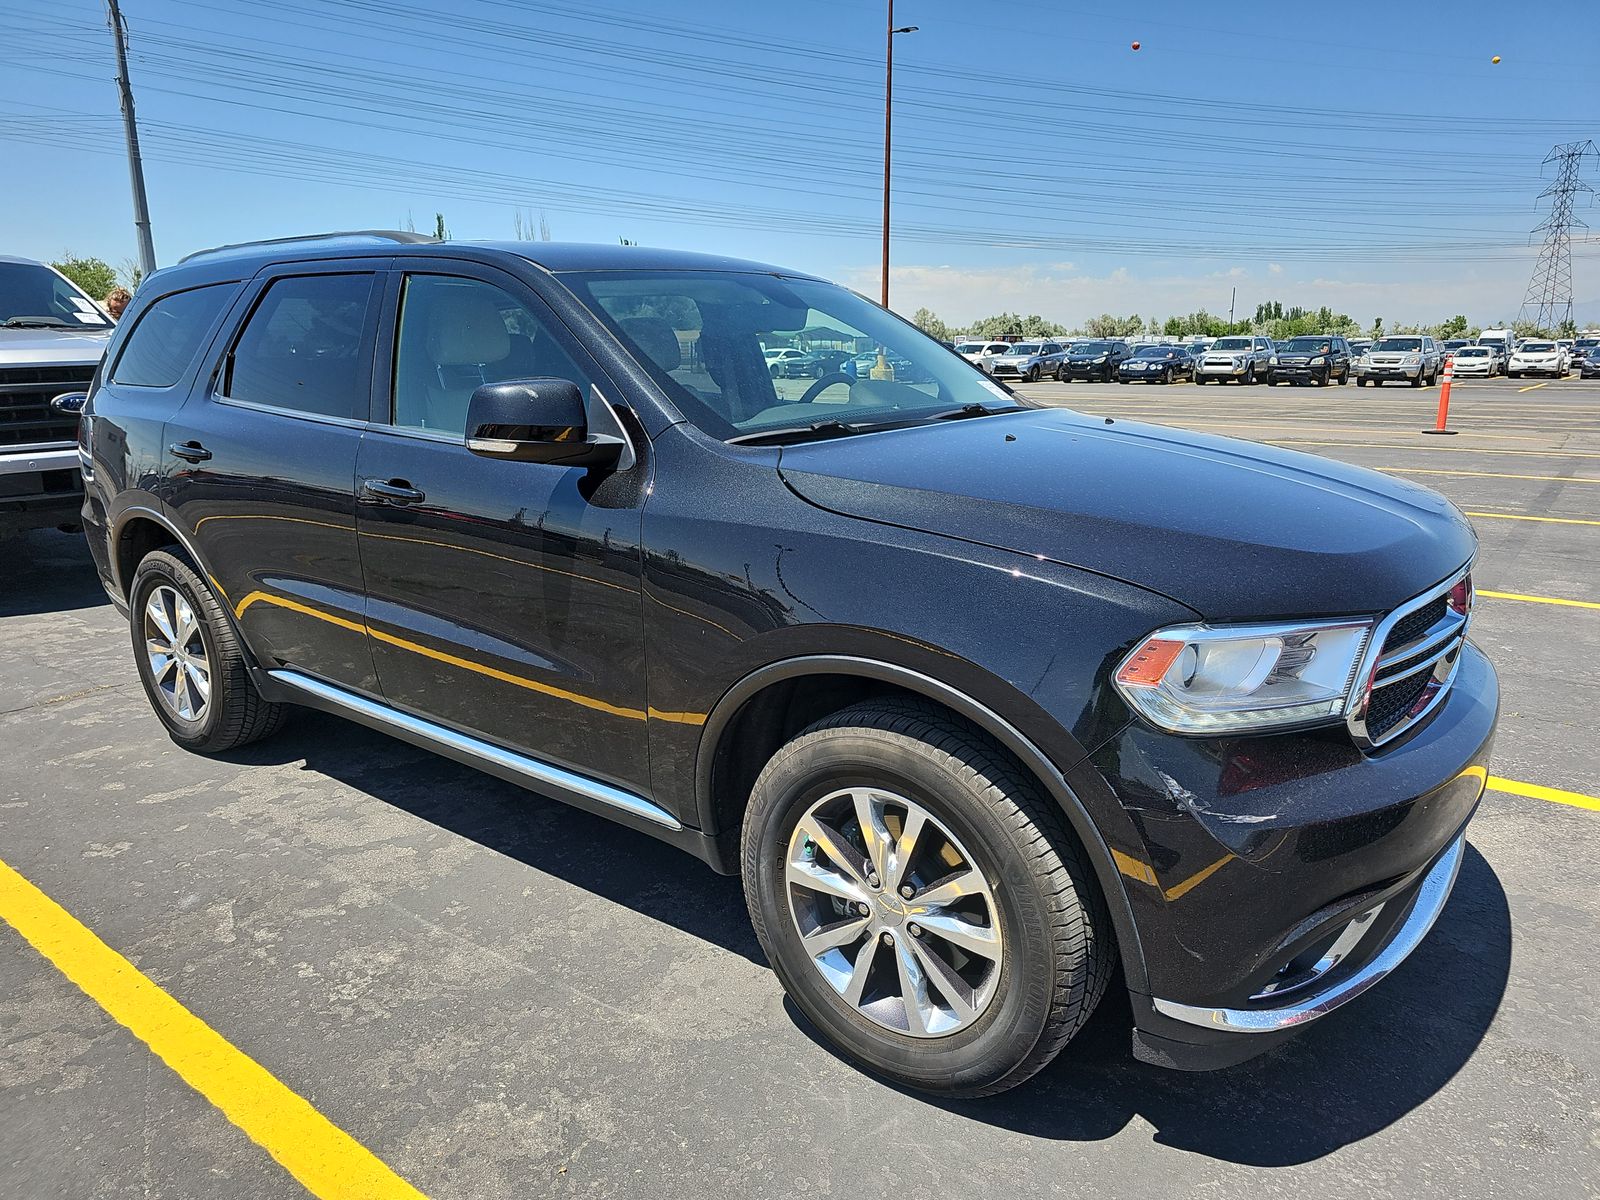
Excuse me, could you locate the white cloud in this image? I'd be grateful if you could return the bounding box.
[1268,263,1284,275]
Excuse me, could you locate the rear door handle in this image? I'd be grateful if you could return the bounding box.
[168,441,212,463]
[361,478,426,505]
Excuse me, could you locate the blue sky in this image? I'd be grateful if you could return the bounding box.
[4,0,1596,327]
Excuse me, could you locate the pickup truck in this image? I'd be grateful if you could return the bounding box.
[0,256,114,537]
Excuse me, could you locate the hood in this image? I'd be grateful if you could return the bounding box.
[0,326,112,366]
[777,408,1475,622]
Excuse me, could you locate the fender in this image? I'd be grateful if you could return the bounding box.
[693,653,1147,992]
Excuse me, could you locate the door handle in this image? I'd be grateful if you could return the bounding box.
[168,441,212,463]
[362,478,426,505]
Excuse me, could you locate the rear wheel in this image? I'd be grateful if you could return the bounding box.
[741,700,1110,1097]
[128,549,289,753]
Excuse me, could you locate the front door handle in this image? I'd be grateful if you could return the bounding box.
[362,478,426,505]
[168,441,212,463]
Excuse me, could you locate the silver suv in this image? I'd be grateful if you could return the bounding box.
[0,256,113,537]
[986,340,1066,382]
[1355,335,1441,388]
[1195,335,1275,385]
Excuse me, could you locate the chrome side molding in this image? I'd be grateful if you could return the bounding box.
[266,669,682,831]
[1153,833,1465,1034]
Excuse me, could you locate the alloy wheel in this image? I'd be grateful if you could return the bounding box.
[143,584,211,721]
[785,787,1004,1038]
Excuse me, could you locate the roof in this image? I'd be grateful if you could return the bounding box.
[159,234,822,284]
[0,254,49,267]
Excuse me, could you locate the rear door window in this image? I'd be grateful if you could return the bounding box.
[110,283,237,388]
[222,273,377,420]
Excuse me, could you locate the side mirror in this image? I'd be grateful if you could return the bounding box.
[465,378,623,469]
[51,392,89,415]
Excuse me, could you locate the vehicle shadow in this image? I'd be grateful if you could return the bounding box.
[225,711,1510,1167]
[218,711,765,965]
[789,842,1511,1166]
[0,530,109,618]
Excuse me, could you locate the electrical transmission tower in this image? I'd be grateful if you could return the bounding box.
[1518,140,1596,333]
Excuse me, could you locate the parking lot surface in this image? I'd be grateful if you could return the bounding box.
[3,375,1597,1198]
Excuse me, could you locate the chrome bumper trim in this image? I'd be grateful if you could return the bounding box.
[0,447,79,476]
[1152,833,1464,1034]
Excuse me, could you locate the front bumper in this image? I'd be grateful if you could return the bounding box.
[1084,640,1497,1069]
[1060,362,1110,378]
[1451,363,1493,376]
[1269,364,1329,382]
[0,449,83,535]
[1358,364,1423,380]
[1196,362,1252,378]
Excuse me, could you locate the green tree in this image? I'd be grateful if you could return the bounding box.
[1020,313,1067,338]
[52,254,117,300]
[433,213,449,240]
[1163,316,1182,336]
[1558,316,1577,338]
[972,312,1024,338]
[912,307,951,341]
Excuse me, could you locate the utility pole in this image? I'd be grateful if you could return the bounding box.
[106,0,156,279]
[1229,286,1236,327]
[1518,140,1596,334]
[881,3,917,310]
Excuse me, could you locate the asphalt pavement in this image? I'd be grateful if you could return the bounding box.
[2,374,1596,1198]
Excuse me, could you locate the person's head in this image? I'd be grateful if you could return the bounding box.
[104,287,133,319]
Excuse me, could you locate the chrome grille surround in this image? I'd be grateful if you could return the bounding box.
[1345,562,1474,751]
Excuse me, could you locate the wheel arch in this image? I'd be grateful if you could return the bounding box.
[694,654,1147,991]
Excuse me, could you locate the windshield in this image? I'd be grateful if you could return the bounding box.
[953,343,983,354]
[984,344,1009,354]
[1211,338,1251,350]
[1374,338,1422,351]
[564,270,1025,441]
[1134,346,1174,358]
[1456,347,1489,356]
[1520,342,1556,352]
[1008,343,1042,355]
[1071,341,1112,354]
[1282,337,1333,352]
[0,261,114,329]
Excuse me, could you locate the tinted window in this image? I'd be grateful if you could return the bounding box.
[392,274,592,436]
[0,261,114,330]
[111,284,235,387]
[224,274,374,419]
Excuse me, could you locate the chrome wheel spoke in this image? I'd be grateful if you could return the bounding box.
[801,913,870,956]
[892,939,934,1036]
[184,657,211,701]
[914,910,1002,962]
[909,935,978,1024]
[795,814,872,892]
[916,867,984,908]
[145,590,175,643]
[851,790,892,883]
[839,936,879,1008]
[885,806,926,891]
[787,857,867,907]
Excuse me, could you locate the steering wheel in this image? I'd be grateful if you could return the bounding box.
[798,372,855,404]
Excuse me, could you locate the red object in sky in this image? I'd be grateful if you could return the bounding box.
[1131,40,1141,50]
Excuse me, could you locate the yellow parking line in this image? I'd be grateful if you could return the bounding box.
[0,855,428,1199]
[1487,776,1600,812]
[1465,511,1600,527]
[1518,382,1550,393]
[1477,589,1600,610]
[1379,468,1600,484]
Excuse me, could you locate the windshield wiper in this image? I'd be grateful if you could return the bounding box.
[728,419,876,446]
[933,402,1025,421]
[2,316,78,329]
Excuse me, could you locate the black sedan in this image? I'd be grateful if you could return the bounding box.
[1117,345,1195,384]
[1581,349,1600,379]
[774,349,853,379]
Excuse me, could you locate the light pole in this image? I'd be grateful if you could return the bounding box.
[881,3,917,310]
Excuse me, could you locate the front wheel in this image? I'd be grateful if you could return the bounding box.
[1243,363,1257,384]
[1026,364,1040,383]
[741,700,1110,1097]
[128,549,289,753]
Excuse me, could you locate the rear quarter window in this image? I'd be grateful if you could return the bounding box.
[110,283,238,388]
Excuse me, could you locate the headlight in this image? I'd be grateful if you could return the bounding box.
[1114,619,1374,734]
[1093,356,1107,362]
[1310,355,1326,365]
[1402,354,1421,365]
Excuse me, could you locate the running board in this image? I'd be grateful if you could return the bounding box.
[265,669,682,831]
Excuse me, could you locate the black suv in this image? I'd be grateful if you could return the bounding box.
[74,234,1497,1096]
[1268,334,1353,386]
[1057,339,1130,381]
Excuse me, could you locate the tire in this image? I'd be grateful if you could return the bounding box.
[1161,369,1172,384]
[741,699,1110,1098]
[1026,365,1040,383]
[1339,366,1350,384]
[1242,362,1257,385]
[1053,363,1065,382]
[1411,370,1424,388]
[128,548,289,753]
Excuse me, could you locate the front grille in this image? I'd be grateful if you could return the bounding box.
[0,364,96,448]
[1350,572,1471,748]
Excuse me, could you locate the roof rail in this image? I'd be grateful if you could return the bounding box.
[177,230,440,264]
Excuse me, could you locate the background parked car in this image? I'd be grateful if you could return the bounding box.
[1355,335,1441,387]
[1058,339,1130,381]
[1579,347,1600,379]
[774,348,852,378]
[1449,345,1497,377]
[1472,339,1509,375]
[1268,335,1352,386]
[953,341,1013,372]
[764,347,809,376]
[1508,340,1566,379]
[987,341,1066,382]
[1117,344,1193,384]
[1195,335,1275,385]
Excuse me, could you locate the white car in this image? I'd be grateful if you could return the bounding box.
[1448,345,1496,377]
[953,341,1013,373]
[1507,340,1566,379]
[762,347,809,375]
